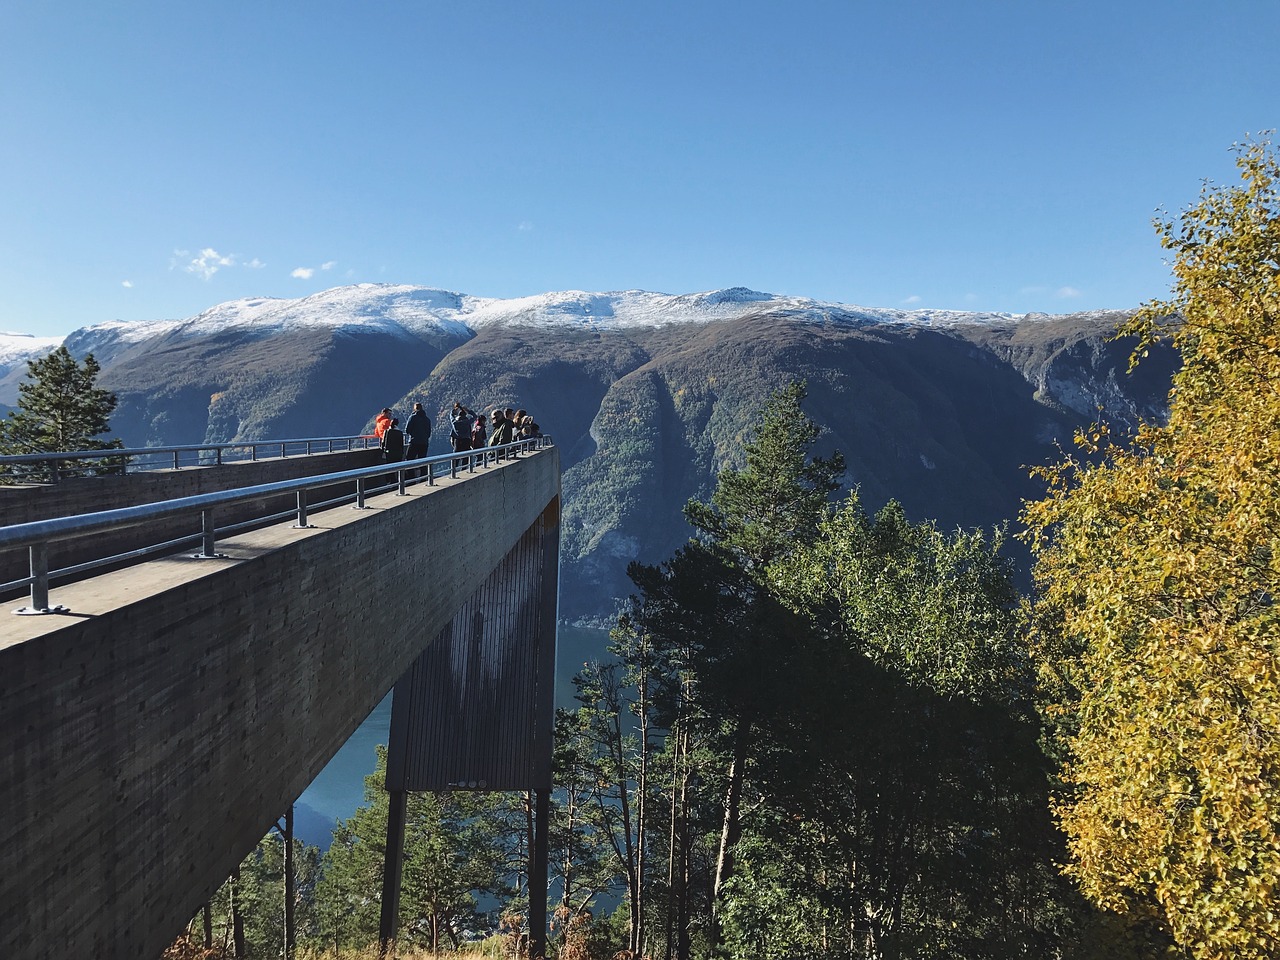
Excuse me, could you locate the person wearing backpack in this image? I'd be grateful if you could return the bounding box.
[450,401,473,452]
[404,403,431,459]
[380,417,406,461]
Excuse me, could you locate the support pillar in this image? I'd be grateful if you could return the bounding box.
[529,787,550,959]
[379,788,408,952]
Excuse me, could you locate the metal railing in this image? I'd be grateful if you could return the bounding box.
[0,434,383,484]
[1,436,553,615]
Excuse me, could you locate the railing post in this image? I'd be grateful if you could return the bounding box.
[397,469,406,496]
[427,462,434,486]
[294,490,313,528]
[173,450,181,471]
[468,452,476,473]
[197,509,218,558]
[355,476,367,509]
[450,457,458,480]
[251,444,259,462]
[29,543,49,611]
[14,542,68,615]
[215,448,223,466]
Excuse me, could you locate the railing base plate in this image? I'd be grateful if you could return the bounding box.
[13,605,70,616]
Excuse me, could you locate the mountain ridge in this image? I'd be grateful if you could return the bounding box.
[0,284,1176,620]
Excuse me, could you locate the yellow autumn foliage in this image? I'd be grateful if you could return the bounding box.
[1024,138,1280,959]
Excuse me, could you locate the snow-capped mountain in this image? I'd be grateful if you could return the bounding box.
[26,282,1042,354]
[0,283,1175,619]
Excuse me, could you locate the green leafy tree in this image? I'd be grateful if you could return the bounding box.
[1023,138,1280,959]
[0,346,124,473]
[765,495,1069,958]
[313,747,517,951]
[556,658,650,959]
[191,829,322,959]
[551,706,624,931]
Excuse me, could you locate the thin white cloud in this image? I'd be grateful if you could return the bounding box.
[291,267,315,279]
[1056,286,1083,298]
[518,221,534,232]
[321,261,337,271]
[245,258,266,269]
[901,295,921,305]
[177,248,236,281]
[121,280,133,289]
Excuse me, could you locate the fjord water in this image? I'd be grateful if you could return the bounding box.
[294,624,611,849]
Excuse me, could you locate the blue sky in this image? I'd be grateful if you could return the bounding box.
[2,0,1277,337]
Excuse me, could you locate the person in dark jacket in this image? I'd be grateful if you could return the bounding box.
[450,402,473,452]
[404,402,431,460]
[489,408,515,452]
[380,418,405,461]
[471,412,488,449]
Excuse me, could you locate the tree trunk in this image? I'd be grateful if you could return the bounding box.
[229,866,246,959]
[713,715,750,903]
[633,664,650,959]
[665,720,681,960]
[709,714,750,953]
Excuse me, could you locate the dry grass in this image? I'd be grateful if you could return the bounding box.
[165,937,509,960]
[295,939,507,960]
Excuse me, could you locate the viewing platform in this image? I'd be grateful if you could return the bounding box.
[0,437,561,960]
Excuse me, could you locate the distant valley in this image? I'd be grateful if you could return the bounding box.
[0,284,1178,620]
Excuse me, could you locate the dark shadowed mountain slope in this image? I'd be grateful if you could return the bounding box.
[389,309,1175,620]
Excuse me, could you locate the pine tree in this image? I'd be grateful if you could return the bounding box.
[620,381,843,952]
[0,345,123,478]
[683,379,844,577]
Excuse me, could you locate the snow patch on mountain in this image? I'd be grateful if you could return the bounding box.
[25,283,1054,347]
[0,332,63,367]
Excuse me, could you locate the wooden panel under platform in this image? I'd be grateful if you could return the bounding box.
[385,496,559,793]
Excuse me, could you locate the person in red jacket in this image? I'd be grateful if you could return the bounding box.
[374,407,393,439]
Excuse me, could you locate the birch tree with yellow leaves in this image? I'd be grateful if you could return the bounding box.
[1024,138,1280,959]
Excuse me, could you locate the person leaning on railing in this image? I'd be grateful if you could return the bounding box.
[488,408,515,455]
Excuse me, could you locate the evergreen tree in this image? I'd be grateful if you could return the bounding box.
[683,379,844,578]
[0,345,123,478]
[312,747,519,951]
[1023,137,1280,959]
[618,381,843,952]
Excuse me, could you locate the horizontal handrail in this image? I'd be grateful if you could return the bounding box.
[2,436,552,614]
[0,434,383,483]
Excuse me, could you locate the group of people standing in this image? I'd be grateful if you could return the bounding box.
[447,402,541,452]
[373,402,541,462]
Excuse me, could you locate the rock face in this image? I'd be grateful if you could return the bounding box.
[2,287,1178,620]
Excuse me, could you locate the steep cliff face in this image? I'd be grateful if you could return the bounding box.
[2,287,1177,620]
[955,311,1178,430]
[391,312,1175,619]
